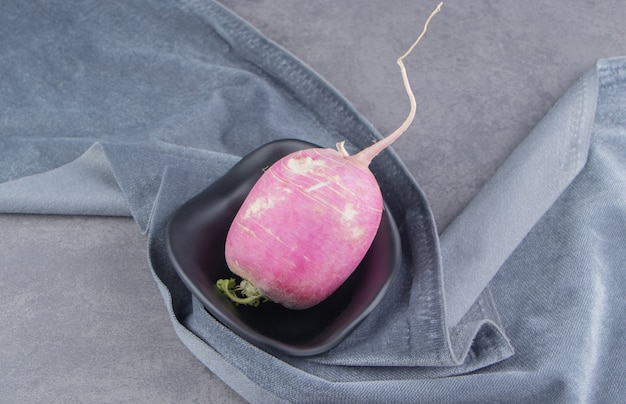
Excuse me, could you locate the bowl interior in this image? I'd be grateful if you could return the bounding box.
[166,139,401,356]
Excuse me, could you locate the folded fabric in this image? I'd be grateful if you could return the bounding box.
[1,1,625,402]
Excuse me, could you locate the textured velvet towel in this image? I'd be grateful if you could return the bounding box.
[1,1,625,402]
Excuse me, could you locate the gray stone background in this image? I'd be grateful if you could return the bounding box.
[2,0,624,402]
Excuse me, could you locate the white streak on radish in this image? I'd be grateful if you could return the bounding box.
[342,203,358,221]
[294,185,361,219]
[244,195,284,218]
[350,227,365,240]
[253,220,294,250]
[305,182,330,193]
[286,156,326,174]
[235,222,263,242]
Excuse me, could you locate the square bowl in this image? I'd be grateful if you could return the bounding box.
[166,139,401,356]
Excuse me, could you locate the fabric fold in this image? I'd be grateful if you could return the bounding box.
[441,65,599,327]
[0,143,130,217]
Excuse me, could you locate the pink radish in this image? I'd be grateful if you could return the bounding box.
[217,3,442,309]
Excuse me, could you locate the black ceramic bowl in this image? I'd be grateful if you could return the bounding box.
[166,139,401,356]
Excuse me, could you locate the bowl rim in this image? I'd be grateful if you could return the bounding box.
[165,139,402,356]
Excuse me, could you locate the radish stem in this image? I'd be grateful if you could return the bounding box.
[351,2,443,167]
[216,278,268,307]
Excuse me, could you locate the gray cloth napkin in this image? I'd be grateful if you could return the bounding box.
[2,1,625,402]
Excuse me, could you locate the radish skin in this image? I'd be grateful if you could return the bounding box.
[218,3,443,309]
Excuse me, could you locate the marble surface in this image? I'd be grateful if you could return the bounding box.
[1,0,624,402]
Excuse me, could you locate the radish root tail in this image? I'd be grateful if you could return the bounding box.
[351,2,443,167]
